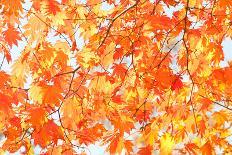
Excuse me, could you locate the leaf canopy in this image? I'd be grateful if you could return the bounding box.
[0,0,231,154]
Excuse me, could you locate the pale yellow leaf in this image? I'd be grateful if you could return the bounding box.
[101,42,115,67]
[77,47,100,68]
[28,84,44,104]
[53,12,67,26]
[11,58,29,88]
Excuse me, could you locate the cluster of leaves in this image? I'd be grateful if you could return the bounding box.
[0,0,232,154]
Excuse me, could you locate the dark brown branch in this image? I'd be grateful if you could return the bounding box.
[0,42,9,68]
[50,67,88,151]
[10,86,29,91]
[0,55,5,70]
[53,66,81,78]
[15,128,31,144]
[182,0,199,134]
[68,69,90,98]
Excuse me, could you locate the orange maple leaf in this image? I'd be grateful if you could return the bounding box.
[32,120,64,148]
[3,24,21,47]
[200,141,213,155]
[112,63,127,79]
[46,0,60,15]
[138,145,153,155]
[185,142,199,154]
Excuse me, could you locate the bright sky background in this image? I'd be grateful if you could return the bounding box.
[0,0,232,154]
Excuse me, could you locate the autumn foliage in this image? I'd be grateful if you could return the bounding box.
[0,0,232,154]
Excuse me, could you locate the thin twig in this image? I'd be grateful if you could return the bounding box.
[199,95,232,111]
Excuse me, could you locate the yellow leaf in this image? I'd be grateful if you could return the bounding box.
[145,129,158,146]
[143,121,159,145]
[0,149,5,155]
[77,6,86,19]
[53,12,66,26]
[77,47,100,68]
[189,0,196,7]
[125,88,137,102]
[89,75,113,94]
[101,42,115,67]
[160,133,174,155]
[206,52,214,61]
[116,137,124,154]
[29,84,44,104]
[61,97,82,130]
[11,58,29,88]
[23,13,47,42]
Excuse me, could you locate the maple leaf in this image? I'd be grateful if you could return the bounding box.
[42,84,63,107]
[171,76,183,91]
[212,111,228,127]
[60,97,83,130]
[0,71,9,87]
[1,0,23,15]
[29,84,44,104]
[137,145,153,155]
[23,13,47,41]
[160,133,175,155]
[111,113,134,133]
[143,123,159,146]
[112,95,124,104]
[45,145,75,155]
[185,142,199,155]
[27,107,47,130]
[2,138,22,153]
[124,140,133,154]
[11,56,29,87]
[77,47,100,68]
[199,98,212,111]
[8,117,21,129]
[103,133,123,154]
[32,120,64,148]
[45,0,60,15]
[200,141,213,155]
[101,42,115,67]
[198,119,206,137]
[77,124,106,145]
[53,12,67,26]
[189,0,197,7]
[3,24,21,47]
[0,0,232,154]
[2,116,23,152]
[113,46,124,60]
[0,44,11,62]
[112,63,127,79]
[0,93,12,114]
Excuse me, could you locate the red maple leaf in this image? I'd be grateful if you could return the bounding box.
[171,76,183,91]
[47,0,60,15]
